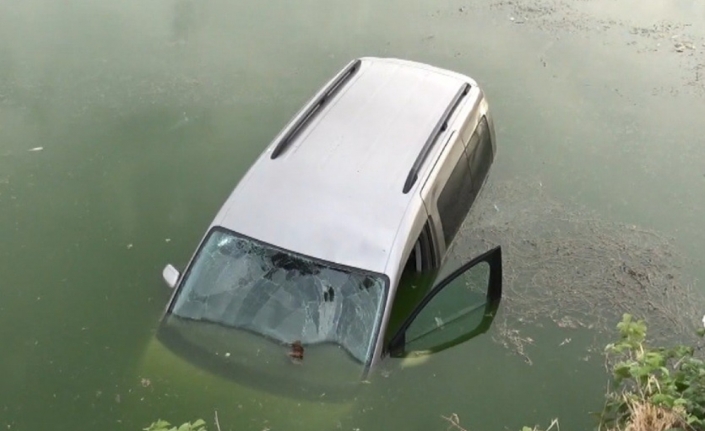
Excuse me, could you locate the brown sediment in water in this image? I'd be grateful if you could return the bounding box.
[450,177,705,359]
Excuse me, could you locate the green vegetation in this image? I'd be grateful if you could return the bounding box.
[516,314,705,431]
[600,314,705,431]
[144,315,705,431]
[438,314,705,431]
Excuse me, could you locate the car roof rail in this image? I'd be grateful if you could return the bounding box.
[402,82,471,193]
[270,59,362,159]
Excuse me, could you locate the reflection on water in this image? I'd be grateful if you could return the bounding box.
[1,0,704,430]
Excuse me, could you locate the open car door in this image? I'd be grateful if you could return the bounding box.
[387,246,502,358]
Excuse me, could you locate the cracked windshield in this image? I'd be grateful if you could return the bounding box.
[2,1,705,431]
[171,228,386,364]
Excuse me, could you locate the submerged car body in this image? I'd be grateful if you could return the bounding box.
[158,57,502,389]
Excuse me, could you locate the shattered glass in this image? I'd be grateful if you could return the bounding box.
[171,228,388,363]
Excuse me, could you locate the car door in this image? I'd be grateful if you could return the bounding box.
[386,246,502,358]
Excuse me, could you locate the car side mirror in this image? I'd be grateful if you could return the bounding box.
[162,264,180,289]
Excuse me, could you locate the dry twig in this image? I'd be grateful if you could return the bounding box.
[214,410,222,431]
[441,413,468,431]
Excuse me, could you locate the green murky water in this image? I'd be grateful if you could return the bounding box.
[1,1,704,430]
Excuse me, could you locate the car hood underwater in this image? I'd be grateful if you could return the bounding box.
[130,314,390,430]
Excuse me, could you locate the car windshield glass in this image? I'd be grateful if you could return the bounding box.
[170,228,388,364]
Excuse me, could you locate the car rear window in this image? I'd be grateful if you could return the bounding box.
[170,227,388,364]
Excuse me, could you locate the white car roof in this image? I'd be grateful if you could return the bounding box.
[213,57,478,274]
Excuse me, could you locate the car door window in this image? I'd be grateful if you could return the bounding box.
[387,246,502,357]
[404,261,489,348]
[468,116,492,194]
[437,138,475,247]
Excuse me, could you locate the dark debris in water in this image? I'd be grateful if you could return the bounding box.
[451,178,705,360]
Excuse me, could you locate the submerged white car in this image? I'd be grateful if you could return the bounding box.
[157,57,502,394]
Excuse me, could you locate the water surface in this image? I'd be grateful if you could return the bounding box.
[1,1,704,430]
